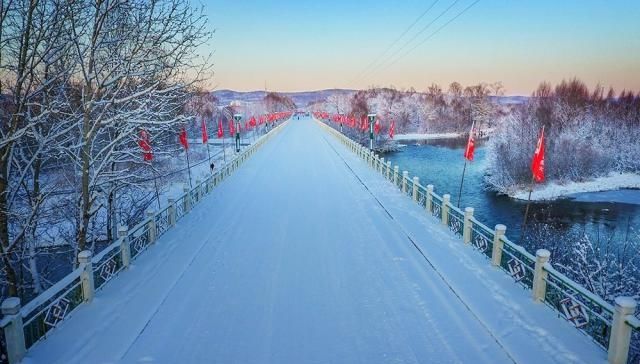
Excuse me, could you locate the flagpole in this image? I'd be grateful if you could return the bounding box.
[519,176,536,242]
[152,166,161,209]
[458,121,475,207]
[520,125,545,243]
[457,160,468,208]
[185,148,193,188]
[222,136,226,164]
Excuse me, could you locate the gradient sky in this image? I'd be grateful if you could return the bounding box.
[205,0,640,95]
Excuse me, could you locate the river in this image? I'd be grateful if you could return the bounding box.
[383,138,640,245]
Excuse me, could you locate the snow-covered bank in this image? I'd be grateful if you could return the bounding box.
[395,128,493,141]
[510,173,640,201]
[395,132,462,141]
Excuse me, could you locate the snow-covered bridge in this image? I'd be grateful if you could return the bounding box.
[1,117,635,363]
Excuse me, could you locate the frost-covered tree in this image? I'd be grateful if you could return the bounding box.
[0,0,76,296]
[0,0,214,299]
[485,78,640,193]
[66,0,212,254]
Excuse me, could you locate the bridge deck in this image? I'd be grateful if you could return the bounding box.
[28,118,603,363]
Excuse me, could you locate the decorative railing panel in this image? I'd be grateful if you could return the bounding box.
[175,195,186,221]
[543,267,614,349]
[93,243,124,291]
[21,273,84,349]
[469,218,494,260]
[430,194,443,220]
[447,206,464,237]
[128,221,151,259]
[498,238,536,289]
[155,207,170,238]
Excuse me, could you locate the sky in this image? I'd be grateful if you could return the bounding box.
[205,0,640,95]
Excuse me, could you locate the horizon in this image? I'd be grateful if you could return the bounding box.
[208,0,640,95]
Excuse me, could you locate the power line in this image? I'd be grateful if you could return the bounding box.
[359,0,462,84]
[381,0,481,72]
[351,0,441,84]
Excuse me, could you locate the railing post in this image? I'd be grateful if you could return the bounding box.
[379,157,385,173]
[608,297,637,364]
[463,207,474,244]
[78,250,95,303]
[442,194,450,225]
[491,224,507,267]
[147,210,156,244]
[183,185,191,213]
[195,179,201,202]
[426,185,434,212]
[402,171,408,193]
[386,161,391,180]
[393,166,399,186]
[168,198,176,227]
[1,297,26,364]
[532,249,550,302]
[412,177,419,201]
[118,225,131,268]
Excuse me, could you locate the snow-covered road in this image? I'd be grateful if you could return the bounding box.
[27,117,605,364]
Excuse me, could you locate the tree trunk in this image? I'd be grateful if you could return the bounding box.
[77,112,92,254]
[0,178,18,296]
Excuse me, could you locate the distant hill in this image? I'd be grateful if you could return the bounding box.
[212,89,528,108]
[212,89,356,107]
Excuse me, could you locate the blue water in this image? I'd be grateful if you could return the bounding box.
[384,138,640,243]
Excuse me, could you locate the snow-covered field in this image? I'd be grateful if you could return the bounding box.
[25,118,604,363]
[511,172,640,202]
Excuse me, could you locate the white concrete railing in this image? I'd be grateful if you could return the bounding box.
[316,118,639,364]
[0,119,290,364]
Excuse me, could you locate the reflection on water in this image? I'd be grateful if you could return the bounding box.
[384,138,640,244]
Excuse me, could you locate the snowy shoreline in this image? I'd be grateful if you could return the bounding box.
[509,173,640,201]
[395,128,493,141]
[395,132,463,141]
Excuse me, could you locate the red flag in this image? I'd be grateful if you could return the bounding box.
[138,130,153,161]
[179,128,189,150]
[229,120,235,136]
[201,118,208,144]
[389,120,395,139]
[217,119,224,138]
[374,119,381,135]
[464,122,475,161]
[531,127,545,182]
[249,116,257,127]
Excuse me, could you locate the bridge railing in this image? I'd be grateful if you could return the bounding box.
[317,118,639,364]
[0,119,289,364]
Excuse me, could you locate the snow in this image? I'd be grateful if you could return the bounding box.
[395,132,463,141]
[511,172,640,202]
[25,117,605,364]
[394,128,493,142]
